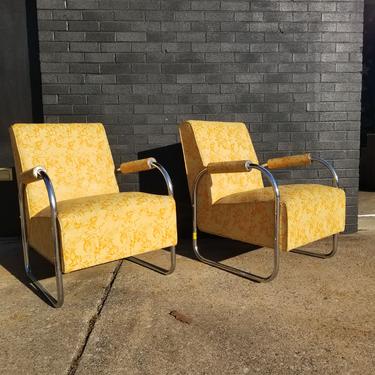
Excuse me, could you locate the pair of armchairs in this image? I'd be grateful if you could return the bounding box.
[10,121,345,307]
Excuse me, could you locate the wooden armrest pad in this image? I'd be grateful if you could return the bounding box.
[118,157,156,174]
[207,160,251,174]
[267,153,311,170]
[20,166,46,184]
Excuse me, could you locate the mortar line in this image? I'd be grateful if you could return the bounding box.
[67,260,123,375]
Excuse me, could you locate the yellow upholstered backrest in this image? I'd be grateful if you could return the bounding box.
[9,123,119,218]
[179,120,263,204]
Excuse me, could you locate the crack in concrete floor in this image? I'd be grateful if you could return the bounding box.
[67,260,123,375]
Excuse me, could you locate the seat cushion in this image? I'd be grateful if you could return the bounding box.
[29,192,177,273]
[197,184,345,251]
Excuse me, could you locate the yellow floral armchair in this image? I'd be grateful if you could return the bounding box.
[179,120,345,282]
[9,123,177,307]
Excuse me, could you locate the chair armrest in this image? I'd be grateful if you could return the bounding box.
[207,160,252,174]
[264,154,339,187]
[117,157,156,175]
[117,158,174,196]
[20,166,46,185]
[18,166,64,307]
[265,154,312,170]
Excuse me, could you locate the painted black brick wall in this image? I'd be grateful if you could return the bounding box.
[36,0,364,233]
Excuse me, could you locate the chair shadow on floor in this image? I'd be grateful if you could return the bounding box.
[175,234,262,263]
[0,237,55,304]
[0,235,263,306]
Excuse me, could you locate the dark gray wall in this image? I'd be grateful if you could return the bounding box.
[0,0,43,166]
[36,0,364,233]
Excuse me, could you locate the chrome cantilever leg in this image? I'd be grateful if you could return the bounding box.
[128,246,176,275]
[192,165,280,283]
[291,234,338,259]
[127,161,176,275]
[19,171,64,308]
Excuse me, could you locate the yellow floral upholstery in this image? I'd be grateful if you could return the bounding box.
[9,123,177,273]
[29,192,177,273]
[10,123,119,218]
[199,185,345,251]
[179,120,346,251]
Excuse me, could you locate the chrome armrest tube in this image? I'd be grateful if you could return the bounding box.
[310,157,339,188]
[116,159,174,197]
[150,161,174,197]
[18,166,64,307]
[119,159,176,275]
[192,161,281,282]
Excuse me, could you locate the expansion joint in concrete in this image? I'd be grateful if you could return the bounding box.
[67,260,123,375]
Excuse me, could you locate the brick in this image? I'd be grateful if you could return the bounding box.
[116,32,146,41]
[85,53,114,62]
[234,12,263,22]
[38,0,66,9]
[235,53,262,63]
[117,74,147,83]
[100,21,131,31]
[191,84,219,93]
[235,73,263,83]
[264,12,292,22]
[264,73,292,83]
[100,63,131,74]
[114,10,144,20]
[101,43,131,52]
[235,32,264,43]
[70,42,99,52]
[59,95,86,104]
[66,1,99,10]
[130,0,160,10]
[147,32,176,42]
[85,32,115,41]
[221,22,249,32]
[132,63,160,73]
[205,11,234,21]
[177,32,205,42]
[162,64,190,74]
[53,10,82,20]
[191,21,220,32]
[68,20,99,31]
[177,74,205,83]
[99,1,130,10]
[175,53,204,63]
[161,1,191,10]
[161,21,190,32]
[70,63,100,73]
[207,32,235,42]
[178,94,208,104]
[175,11,204,21]
[83,10,114,20]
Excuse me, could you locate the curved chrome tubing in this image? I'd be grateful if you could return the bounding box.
[127,160,176,275]
[290,157,339,258]
[19,160,176,308]
[19,168,64,308]
[192,163,280,283]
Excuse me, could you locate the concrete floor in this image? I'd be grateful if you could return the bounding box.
[1,194,374,374]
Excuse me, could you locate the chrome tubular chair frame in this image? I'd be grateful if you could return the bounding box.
[19,160,175,308]
[19,166,64,308]
[289,157,339,259]
[124,161,176,275]
[192,162,281,283]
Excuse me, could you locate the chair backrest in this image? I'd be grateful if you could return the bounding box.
[179,120,263,204]
[9,123,119,218]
